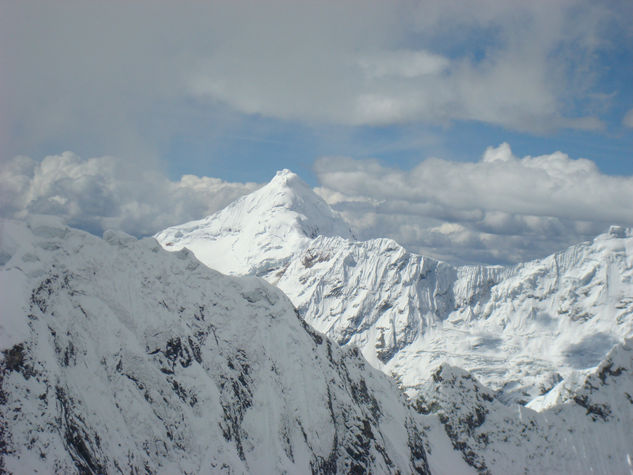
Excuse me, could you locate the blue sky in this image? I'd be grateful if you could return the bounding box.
[163,115,633,186]
[2,0,633,264]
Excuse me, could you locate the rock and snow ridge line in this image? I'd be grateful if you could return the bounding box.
[0,217,434,474]
[2,217,632,474]
[156,169,633,406]
[413,338,633,474]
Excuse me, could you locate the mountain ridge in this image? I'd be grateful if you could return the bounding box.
[3,216,632,473]
[0,216,432,474]
[156,170,633,405]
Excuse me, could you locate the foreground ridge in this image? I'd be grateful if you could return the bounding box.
[0,217,429,474]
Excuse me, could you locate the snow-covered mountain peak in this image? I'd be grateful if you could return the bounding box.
[156,169,633,407]
[268,168,303,191]
[248,168,352,237]
[155,170,353,276]
[250,168,310,209]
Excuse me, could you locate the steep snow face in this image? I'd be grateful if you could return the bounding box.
[276,236,459,366]
[0,218,432,474]
[155,169,353,276]
[414,339,633,475]
[156,171,633,405]
[278,228,633,404]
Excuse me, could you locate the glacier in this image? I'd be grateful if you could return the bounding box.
[413,339,633,473]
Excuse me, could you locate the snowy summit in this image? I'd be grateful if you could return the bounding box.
[156,169,353,277]
[157,170,633,407]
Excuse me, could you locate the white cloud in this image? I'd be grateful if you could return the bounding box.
[314,143,633,264]
[624,108,633,128]
[357,50,450,79]
[2,145,631,266]
[0,152,260,237]
[2,0,624,160]
[185,0,614,132]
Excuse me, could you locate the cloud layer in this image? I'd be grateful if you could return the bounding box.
[3,0,629,162]
[0,152,259,237]
[314,143,633,264]
[187,0,611,132]
[3,144,632,265]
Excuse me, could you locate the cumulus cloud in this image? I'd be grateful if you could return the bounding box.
[0,152,260,237]
[2,145,631,265]
[314,143,633,264]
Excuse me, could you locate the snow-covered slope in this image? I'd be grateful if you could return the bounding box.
[413,338,633,474]
[280,227,633,404]
[4,217,632,474]
[155,169,353,276]
[0,217,433,474]
[156,170,633,405]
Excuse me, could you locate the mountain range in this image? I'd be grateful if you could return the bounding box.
[1,169,632,473]
[157,170,633,406]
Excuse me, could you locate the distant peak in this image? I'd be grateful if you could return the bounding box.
[275,168,296,178]
[269,169,302,188]
[265,169,319,201]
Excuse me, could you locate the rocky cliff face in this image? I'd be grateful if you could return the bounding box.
[0,217,430,474]
[414,339,633,474]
